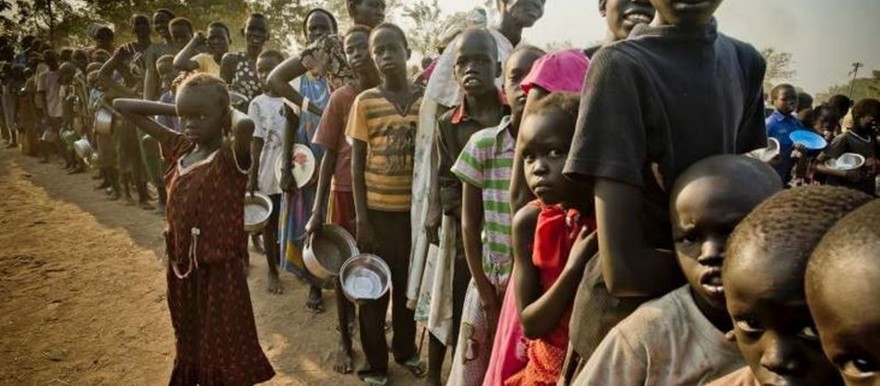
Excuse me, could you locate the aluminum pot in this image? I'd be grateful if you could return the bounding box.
[303,224,359,282]
[339,253,392,303]
[243,193,273,233]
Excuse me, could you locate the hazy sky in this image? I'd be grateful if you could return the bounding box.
[433,0,880,95]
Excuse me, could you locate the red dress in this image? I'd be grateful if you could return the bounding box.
[162,134,275,385]
[505,202,594,386]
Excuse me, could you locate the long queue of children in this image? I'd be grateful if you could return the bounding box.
[2,1,880,386]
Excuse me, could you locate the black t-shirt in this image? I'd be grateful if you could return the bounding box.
[583,44,602,60]
[564,19,767,248]
[822,130,877,194]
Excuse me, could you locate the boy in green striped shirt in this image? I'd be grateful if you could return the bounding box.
[447,45,545,384]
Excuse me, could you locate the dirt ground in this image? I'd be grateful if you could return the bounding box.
[0,147,427,386]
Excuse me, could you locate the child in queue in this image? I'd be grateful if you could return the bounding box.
[766,83,809,183]
[346,23,424,385]
[305,24,381,375]
[806,199,880,386]
[816,99,880,195]
[563,0,768,303]
[467,45,545,386]
[707,186,872,386]
[506,92,596,386]
[247,49,286,294]
[113,73,274,386]
[430,27,507,386]
[574,155,781,386]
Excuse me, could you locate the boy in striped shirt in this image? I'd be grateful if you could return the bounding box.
[345,23,425,384]
[448,46,545,383]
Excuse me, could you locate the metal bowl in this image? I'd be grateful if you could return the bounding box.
[95,107,113,135]
[243,193,273,233]
[339,253,391,303]
[824,152,866,172]
[74,138,93,159]
[303,224,359,282]
[746,137,780,163]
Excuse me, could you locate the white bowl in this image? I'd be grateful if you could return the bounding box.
[746,137,781,163]
[825,153,866,172]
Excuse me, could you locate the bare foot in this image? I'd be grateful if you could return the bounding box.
[267,271,283,294]
[333,345,354,374]
[306,286,325,313]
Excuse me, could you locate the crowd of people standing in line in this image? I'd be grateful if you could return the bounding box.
[2,0,880,386]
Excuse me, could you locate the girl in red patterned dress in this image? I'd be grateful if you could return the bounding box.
[506,93,597,386]
[114,73,274,386]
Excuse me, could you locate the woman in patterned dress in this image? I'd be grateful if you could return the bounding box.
[221,13,268,112]
[276,8,336,312]
[267,2,384,312]
[114,73,274,386]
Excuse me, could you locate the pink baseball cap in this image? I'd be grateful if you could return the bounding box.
[520,48,590,94]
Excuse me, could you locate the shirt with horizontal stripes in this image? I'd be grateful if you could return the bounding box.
[345,88,422,212]
[450,116,515,286]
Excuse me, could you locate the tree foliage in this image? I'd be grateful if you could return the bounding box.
[0,0,408,54]
[817,69,880,102]
[760,47,796,90]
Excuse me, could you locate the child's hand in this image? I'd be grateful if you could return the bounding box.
[280,169,297,193]
[304,212,324,238]
[565,227,598,273]
[478,288,501,341]
[247,175,258,196]
[425,202,441,245]
[356,220,378,252]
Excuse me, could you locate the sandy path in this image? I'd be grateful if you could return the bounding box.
[0,148,425,386]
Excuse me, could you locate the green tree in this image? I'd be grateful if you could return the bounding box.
[402,0,459,58]
[760,47,796,91]
[817,70,880,102]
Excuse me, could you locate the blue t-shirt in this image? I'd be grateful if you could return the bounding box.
[766,109,808,181]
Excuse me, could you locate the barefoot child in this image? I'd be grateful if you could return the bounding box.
[113,73,274,385]
[707,186,872,386]
[429,27,507,386]
[806,200,880,386]
[346,23,425,385]
[98,15,155,210]
[574,155,782,386]
[37,49,62,163]
[304,25,380,375]
[479,45,545,386]
[277,8,337,313]
[247,49,286,294]
[506,92,597,386]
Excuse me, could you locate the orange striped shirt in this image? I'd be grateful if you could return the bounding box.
[345,88,423,212]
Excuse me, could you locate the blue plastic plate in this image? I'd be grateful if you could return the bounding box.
[789,130,828,150]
